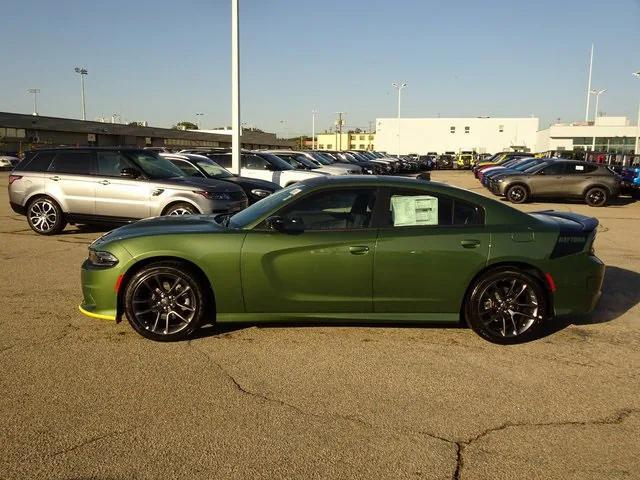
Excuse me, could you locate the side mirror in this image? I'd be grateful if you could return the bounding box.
[120,167,142,179]
[265,216,304,234]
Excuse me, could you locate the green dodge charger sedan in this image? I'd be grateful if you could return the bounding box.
[79,176,604,344]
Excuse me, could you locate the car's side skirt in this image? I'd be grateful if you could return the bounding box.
[216,312,461,324]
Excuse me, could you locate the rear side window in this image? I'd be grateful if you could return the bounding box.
[49,151,96,175]
[568,163,598,174]
[19,152,55,172]
[386,189,483,227]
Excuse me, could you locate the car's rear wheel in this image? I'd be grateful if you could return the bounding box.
[26,197,67,235]
[164,202,198,216]
[465,268,548,344]
[584,187,608,207]
[506,184,529,204]
[123,262,208,341]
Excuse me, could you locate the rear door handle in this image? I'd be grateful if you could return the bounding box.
[460,239,481,248]
[49,175,61,181]
[349,245,370,255]
[98,180,110,185]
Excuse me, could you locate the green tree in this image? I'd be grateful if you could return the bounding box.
[173,121,198,130]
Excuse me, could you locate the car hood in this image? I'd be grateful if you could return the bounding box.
[92,214,228,247]
[317,164,361,174]
[151,176,244,192]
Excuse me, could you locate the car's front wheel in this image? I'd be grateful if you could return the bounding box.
[584,187,608,207]
[164,202,198,216]
[506,184,529,204]
[27,196,67,235]
[123,262,208,341]
[464,268,548,344]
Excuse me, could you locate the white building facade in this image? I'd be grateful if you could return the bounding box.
[536,116,639,154]
[375,117,539,155]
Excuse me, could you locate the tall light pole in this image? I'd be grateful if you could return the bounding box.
[392,82,407,157]
[195,112,205,129]
[74,67,88,121]
[584,44,594,122]
[311,109,318,150]
[26,88,40,116]
[590,88,606,151]
[231,0,241,174]
[633,72,640,155]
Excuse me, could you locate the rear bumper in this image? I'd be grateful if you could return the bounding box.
[549,255,605,316]
[9,201,27,215]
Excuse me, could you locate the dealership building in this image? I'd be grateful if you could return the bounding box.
[0,111,293,154]
[375,117,540,155]
[536,116,639,154]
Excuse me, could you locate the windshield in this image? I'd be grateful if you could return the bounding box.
[192,157,233,178]
[128,152,185,179]
[523,161,549,174]
[514,160,539,171]
[229,183,308,228]
[309,152,333,165]
[259,152,294,170]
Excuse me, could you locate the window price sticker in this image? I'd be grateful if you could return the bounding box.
[391,195,438,226]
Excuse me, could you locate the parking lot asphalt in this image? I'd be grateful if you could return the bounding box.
[1,170,639,480]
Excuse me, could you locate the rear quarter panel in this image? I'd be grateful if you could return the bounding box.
[9,171,46,207]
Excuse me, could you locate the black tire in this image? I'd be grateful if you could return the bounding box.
[164,202,199,216]
[123,261,209,341]
[464,268,548,345]
[506,184,529,204]
[584,187,608,207]
[26,196,67,235]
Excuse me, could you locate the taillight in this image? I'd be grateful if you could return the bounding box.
[8,175,22,185]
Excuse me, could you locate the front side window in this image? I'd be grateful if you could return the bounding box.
[97,151,134,177]
[243,154,269,170]
[274,189,377,231]
[385,189,483,227]
[193,158,233,178]
[49,151,95,175]
[206,153,232,168]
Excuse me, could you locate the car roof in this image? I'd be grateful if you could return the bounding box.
[26,146,150,153]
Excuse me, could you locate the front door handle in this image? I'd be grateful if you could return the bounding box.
[98,180,110,185]
[49,175,61,181]
[460,239,481,249]
[349,245,370,255]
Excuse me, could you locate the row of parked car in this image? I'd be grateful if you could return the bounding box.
[471,153,626,207]
[7,147,432,235]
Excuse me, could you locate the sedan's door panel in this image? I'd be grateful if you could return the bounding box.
[374,227,490,313]
[241,231,377,313]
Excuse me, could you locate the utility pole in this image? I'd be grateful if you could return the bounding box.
[311,110,318,150]
[231,0,241,174]
[336,112,345,151]
[585,44,594,122]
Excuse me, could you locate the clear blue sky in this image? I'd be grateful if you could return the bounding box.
[2,0,640,136]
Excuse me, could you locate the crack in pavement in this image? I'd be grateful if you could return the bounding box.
[190,343,640,480]
[51,427,137,458]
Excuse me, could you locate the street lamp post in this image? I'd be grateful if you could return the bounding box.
[74,67,88,121]
[231,0,241,174]
[26,88,40,116]
[195,112,205,129]
[392,82,406,157]
[311,110,318,150]
[633,72,640,156]
[590,88,606,152]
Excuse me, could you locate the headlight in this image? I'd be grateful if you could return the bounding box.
[497,178,505,182]
[194,190,232,201]
[88,250,119,267]
[250,188,272,198]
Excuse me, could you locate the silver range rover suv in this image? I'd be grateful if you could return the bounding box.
[9,148,248,235]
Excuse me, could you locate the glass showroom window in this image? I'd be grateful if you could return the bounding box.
[450,126,455,134]
[465,126,470,134]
